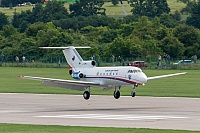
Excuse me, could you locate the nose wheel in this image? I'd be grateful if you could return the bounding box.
[131,85,136,97]
[131,91,136,97]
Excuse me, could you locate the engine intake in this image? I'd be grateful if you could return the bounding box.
[91,60,96,66]
[72,72,85,79]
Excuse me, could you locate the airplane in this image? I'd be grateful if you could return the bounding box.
[19,46,187,100]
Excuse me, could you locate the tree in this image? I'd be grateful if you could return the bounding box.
[142,36,162,57]
[133,16,155,39]
[129,0,170,18]
[12,2,69,28]
[174,24,200,57]
[2,25,17,37]
[0,12,8,30]
[25,22,46,37]
[112,0,119,6]
[178,0,196,13]
[42,1,69,23]
[105,37,142,58]
[36,22,73,48]
[161,36,185,58]
[186,0,200,29]
[69,0,106,17]
[18,38,38,57]
[159,13,180,28]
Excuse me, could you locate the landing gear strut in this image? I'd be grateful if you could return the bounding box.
[83,87,91,100]
[113,86,121,99]
[131,85,136,97]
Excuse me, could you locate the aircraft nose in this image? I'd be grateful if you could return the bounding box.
[141,73,147,83]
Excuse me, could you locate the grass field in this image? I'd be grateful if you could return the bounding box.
[1,124,200,133]
[0,6,32,16]
[0,0,186,17]
[0,67,199,98]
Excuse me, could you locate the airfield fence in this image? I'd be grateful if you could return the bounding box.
[0,56,199,69]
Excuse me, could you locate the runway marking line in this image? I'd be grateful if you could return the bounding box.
[35,114,189,121]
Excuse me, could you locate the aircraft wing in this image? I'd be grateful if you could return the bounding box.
[18,76,100,91]
[147,72,187,81]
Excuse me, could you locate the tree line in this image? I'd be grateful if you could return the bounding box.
[0,0,200,62]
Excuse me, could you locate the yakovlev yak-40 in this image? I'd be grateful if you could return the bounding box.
[19,46,186,100]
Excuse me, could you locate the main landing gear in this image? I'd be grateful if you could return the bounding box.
[83,87,91,100]
[113,86,121,99]
[83,85,137,100]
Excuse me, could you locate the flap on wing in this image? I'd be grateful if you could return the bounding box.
[19,76,100,91]
[42,81,85,91]
[147,72,187,81]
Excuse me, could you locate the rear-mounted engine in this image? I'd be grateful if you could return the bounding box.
[72,72,85,79]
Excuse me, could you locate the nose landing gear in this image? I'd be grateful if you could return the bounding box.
[131,85,136,97]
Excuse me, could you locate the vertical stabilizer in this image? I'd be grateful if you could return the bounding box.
[62,46,84,71]
[39,46,94,71]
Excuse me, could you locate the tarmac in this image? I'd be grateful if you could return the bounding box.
[0,93,200,131]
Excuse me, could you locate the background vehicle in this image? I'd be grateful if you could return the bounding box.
[130,61,147,68]
[173,60,193,65]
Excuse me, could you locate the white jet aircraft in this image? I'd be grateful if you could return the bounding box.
[19,46,187,100]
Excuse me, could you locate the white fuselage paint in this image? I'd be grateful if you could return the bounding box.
[73,66,147,87]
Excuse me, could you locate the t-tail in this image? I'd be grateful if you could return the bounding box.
[39,46,96,72]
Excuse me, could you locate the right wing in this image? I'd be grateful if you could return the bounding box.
[147,72,187,81]
[18,76,101,91]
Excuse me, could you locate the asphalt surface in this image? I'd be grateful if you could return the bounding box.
[0,93,200,131]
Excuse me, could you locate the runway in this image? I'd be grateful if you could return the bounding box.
[0,93,199,131]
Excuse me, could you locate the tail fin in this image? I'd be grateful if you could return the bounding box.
[40,46,95,71]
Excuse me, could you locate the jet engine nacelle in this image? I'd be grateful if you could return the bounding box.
[72,72,85,80]
[81,60,96,68]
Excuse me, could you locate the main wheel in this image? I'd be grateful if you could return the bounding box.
[83,91,90,100]
[113,90,120,99]
[131,91,136,97]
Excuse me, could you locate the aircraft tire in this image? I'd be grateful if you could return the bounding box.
[83,91,90,100]
[131,91,136,97]
[114,90,120,99]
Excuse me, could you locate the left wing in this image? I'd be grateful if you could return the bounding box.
[18,76,101,91]
[147,72,187,81]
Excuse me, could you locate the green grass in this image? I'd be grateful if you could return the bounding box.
[0,124,199,133]
[0,0,186,17]
[0,6,32,16]
[0,67,199,98]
